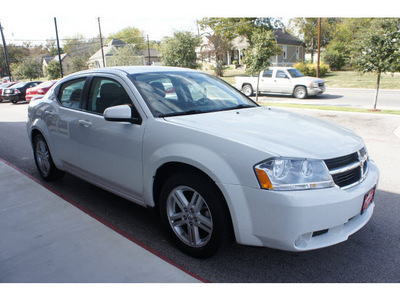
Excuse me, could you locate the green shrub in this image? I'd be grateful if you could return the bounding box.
[323,51,346,71]
[293,62,328,77]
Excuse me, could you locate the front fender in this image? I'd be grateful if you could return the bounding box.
[142,142,241,207]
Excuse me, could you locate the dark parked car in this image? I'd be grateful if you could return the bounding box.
[2,81,42,103]
[0,82,17,102]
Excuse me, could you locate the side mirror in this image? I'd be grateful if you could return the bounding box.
[104,105,142,124]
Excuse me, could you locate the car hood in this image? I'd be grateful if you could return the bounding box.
[164,107,363,159]
[293,76,324,83]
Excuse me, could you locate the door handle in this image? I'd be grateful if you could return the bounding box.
[78,120,92,128]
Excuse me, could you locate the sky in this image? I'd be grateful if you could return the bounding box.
[0,0,398,46]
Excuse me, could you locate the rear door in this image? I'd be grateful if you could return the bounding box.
[48,77,87,170]
[259,70,274,93]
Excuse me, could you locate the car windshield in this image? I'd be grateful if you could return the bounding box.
[287,69,304,78]
[129,71,258,117]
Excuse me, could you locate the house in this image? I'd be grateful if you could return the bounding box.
[198,28,305,67]
[88,39,127,68]
[88,39,161,68]
[42,53,71,75]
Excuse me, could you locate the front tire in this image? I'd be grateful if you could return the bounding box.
[242,84,254,97]
[294,86,307,99]
[33,134,64,181]
[159,171,231,258]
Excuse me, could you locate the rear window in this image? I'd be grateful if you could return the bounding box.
[57,78,86,109]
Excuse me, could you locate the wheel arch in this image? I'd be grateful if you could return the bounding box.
[152,161,235,247]
[153,162,224,209]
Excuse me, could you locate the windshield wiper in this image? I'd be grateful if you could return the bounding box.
[159,110,204,117]
[220,104,257,111]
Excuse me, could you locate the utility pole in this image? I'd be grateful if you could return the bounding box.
[0,21,12,81]
[147,35,151,65]
[317,18,321,78]
[98,17,106,68]
[54,18,63,78]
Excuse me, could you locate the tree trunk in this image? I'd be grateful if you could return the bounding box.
[373,71,381,110]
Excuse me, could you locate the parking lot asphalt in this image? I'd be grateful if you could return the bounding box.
[1,103,400,284]
[0,159,202,283]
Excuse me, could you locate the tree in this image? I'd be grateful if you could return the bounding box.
[161,31,201,69]
[14,58,41,80]
[243,30,282,101]
[45,60,61,80]
[288,18,340,63]
[198,18,283,46]
[61,34,97,75]
[323,18,374,69]
[351,18,400,110]
[200,33,231,76]
[107,46,144,66]
[108,27,146,50]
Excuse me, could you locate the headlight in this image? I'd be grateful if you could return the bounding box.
[310,82,318,88]
[254,158,334,191]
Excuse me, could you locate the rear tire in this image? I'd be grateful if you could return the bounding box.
[159,171,231,258]
[33,134,64,181]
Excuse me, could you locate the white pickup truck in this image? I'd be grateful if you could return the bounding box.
[235,67,325,99]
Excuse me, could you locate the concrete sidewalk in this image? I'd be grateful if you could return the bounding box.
[0,160,201,283]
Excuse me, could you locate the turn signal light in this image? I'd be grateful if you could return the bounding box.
[255,169,274,189]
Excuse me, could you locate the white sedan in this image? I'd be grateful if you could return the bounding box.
[27,66,379,258]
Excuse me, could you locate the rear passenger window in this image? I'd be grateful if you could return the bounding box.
[58,78,86,109]
[263,70,273,78]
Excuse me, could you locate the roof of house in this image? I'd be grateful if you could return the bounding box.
[222,29,305,50]
[138,48,160,57]
[107,39,126,47]
[273,29,305,46]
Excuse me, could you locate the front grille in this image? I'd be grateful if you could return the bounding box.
[324,148,369,189]
[318,82,324,87]
[331,167,361,188]
[325,152,359,170]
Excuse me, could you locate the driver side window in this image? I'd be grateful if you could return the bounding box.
[87,77,132,114]
[276,71,288,79]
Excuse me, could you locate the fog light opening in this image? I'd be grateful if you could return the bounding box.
[294,233,312,248]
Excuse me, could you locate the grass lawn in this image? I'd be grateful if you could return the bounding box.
[322,71,400,89]
[259,102,400,115]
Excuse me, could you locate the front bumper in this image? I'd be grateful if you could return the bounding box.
[307,86,325,96]
[218,160,379,251]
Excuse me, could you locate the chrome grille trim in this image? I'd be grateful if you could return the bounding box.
[324,148,369,190]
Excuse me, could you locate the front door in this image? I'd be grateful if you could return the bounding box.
[76,76,145,202]
[273,70,293,94]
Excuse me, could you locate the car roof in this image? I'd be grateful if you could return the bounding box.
[268,67,294,70]
[70,66,200,78]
